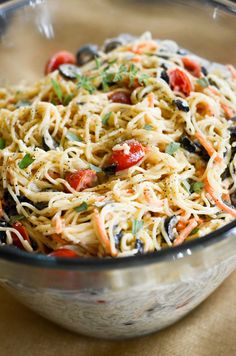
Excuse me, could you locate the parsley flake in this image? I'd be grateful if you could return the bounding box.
[191,181,204,194]
[51,79,63,102]
[196,77,209,88]
[132,219,144,235]
[0,137,6,150]
[102,112,112,125]
[9,215,25,224]
[165,142,180,156]
[77,74,96,94]
[74,202,88,213]
[138,73,150,86]
[18,154,34,169]
[129,64,139,87]
[66,131,82,142]
[95,57,101,69]
[144,124,153,131]
[190,227,199,235]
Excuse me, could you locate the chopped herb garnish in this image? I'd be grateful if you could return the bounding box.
[9,215,24,224]
[66,131,82,142]
[89,163,102,172]
[77,74,96,94]
[0,137,6,150]
[102,112,112,125]
[16,100,31,108]
[138,73,150,86]
[190,227,199,235]
[63,94,74,106]
[100,69,114,91]
[51,79,63,102]
[95,57,101,69]
[132,219,144,235]
[18,154,34,169]
[113,64,127,82]
[196,77,209,88]
[165,142,180,156]
[108,59,117,66]
[144,124,153,131]
[191,181,204,194]
[129,63,139,87]
[74,202,88,213]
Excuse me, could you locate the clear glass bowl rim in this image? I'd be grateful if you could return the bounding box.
[0,0,236,270]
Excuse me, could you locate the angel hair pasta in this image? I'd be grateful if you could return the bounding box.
[0,33,236,258]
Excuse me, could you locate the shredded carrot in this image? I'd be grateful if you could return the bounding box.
[221,102,234,119]
[176,220,187,231]
[147,92,155,108]
[93,209,116,256]
[195,216,203,224]
[51,233,66,244]
[174,219,198,246]
[207,86,220,96]
[222,193,231,203]
[196,102,214,116]
[132,41,158,54]
[227,64,236,80]
[131,56,141,63]
[195,131,222,163]
[205,178,236,218]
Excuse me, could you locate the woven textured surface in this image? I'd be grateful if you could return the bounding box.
[0,271,235,356]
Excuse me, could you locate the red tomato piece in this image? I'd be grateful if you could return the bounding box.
[182,57,201,78]
[110,140,145,171]
[12,221,30,250]
[65,169,97,191]
[109,91,131,104]
[45,51,76,75]
[168,68,193,97]
[48,248,78,258]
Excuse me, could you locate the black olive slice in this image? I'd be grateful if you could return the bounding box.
[42,135,58,151]
[174,99,190,112]
[135,239,144,255]
[104,40,122,53]
[164,215,178,241]
[160,70,169,84]
[59,64,81,80]
[180,136,197,153]
[103,163,117,175]
[76,44,99,66]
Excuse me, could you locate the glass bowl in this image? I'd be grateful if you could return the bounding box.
[0,0,236,339]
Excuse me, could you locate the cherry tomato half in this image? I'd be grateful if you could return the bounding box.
[45,51,76,75]
[48,248,78,258]
[110,140,145,171]
[182,57,201,78]
[65,169,97,191]
[109,91,131,104]
[12,221,30,250]
[168,68,193,97]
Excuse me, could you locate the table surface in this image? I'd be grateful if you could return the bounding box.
[0,271,235,356]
